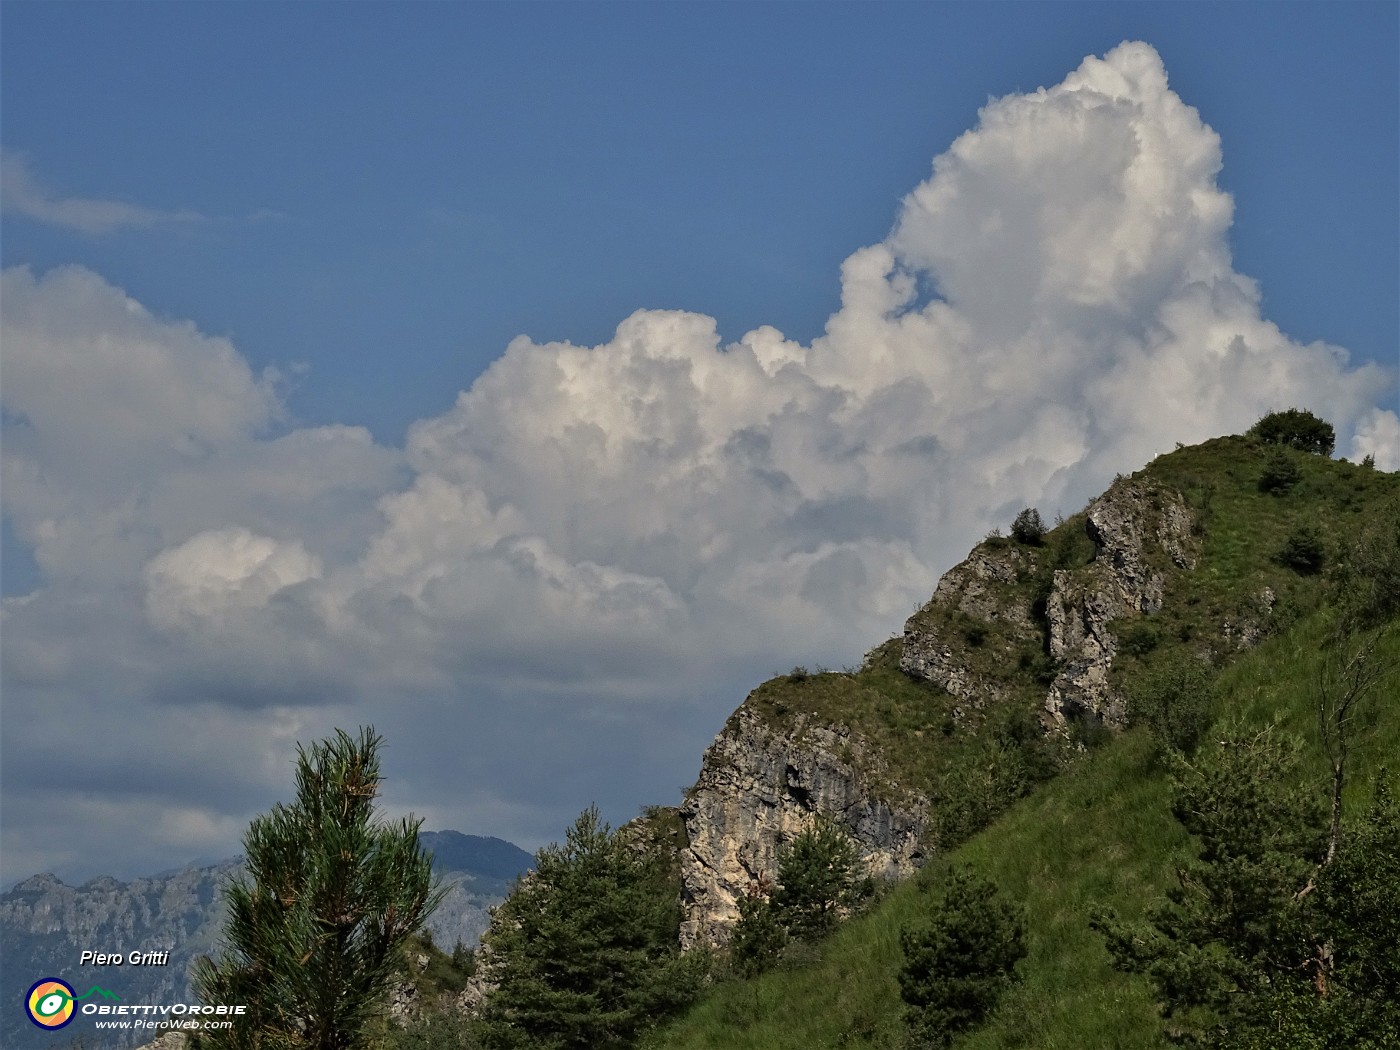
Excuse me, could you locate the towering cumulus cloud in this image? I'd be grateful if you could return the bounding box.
[369,41,1392,671]
[2,42,1396,880]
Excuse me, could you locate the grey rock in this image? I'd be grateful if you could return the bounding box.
[133,1033,188,1050]
[675,477,1200,949]
[1221,586,1277,650]
[1044,479,1198,727]
[678,706,926,950]
[901,543,1041,710]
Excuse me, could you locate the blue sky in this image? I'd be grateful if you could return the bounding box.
[2,3,1397,886]
[5,3,1395,441]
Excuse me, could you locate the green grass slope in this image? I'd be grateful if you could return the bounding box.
[651,618,1399,1050]
[722,437,1397,847]
[649,435,1399,1050]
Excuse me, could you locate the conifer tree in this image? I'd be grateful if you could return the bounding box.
[899,867,1027,1048]
[771,818,870,941]
[729,888,786,977]
[476,806,703,1050]
[191,727,443,1050]
[1093,721,1400,1046]
[1010,507,1046,546]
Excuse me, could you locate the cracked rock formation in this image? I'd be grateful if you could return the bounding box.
[900,543,1042,714]
[678,707,927,950]
[677,476,1200,950]
[1044,479,1199,727]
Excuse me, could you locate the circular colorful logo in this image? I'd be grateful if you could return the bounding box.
[26,978,76,1030]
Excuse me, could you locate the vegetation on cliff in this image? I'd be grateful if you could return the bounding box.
[649,626,1399,1049]
[650,415,1399,1048]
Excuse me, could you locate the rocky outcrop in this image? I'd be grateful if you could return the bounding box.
[1043,479,1198,726]
[918,545,1039,629]
[385,951,432,1022]
[1221,586,1278,650]
[675,476,1201,950]
[900,544,1040,711]
[678,707,927,950]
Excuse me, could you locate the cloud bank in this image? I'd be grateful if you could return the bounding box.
[3,42,1396,884]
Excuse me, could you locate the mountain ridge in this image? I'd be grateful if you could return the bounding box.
[675,455,1220,948]
[649,427,1400,1047]
[18,424,1398,1050]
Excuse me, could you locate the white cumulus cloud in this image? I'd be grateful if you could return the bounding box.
[360,43,1392,682]
[1350,408,1400,470]
[144,527,323,631]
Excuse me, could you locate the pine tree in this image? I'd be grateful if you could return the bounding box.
[1094,721,1346,1046]
[191,727,444,1050]
[770,818,869,941]
[476,806,704,1050]
[1010,507,1046,546]
[899,867,1027,1048]
[728,888,786,977]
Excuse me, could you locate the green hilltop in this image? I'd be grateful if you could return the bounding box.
[644,427,1399,1049]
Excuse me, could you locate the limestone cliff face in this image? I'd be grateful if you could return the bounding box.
[677,476,1200,950]
[900,543,1042,715]
[678,707,927,950]
[900,476,1198,729]
[1043,479,1198,726]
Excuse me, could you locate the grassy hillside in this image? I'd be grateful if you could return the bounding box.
[721,437,1396,847]
[649,614,1399,1050]
[648,434,1399,1049]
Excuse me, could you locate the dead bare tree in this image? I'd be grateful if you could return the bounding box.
[1316,623,1397,865]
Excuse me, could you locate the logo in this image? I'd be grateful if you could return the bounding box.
[25,979,76,1030]
[24,980,122,1030]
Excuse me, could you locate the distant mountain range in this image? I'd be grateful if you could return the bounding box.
[0,832,533,1050]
